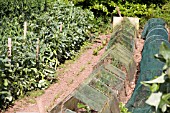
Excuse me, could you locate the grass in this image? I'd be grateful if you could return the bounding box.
[76,65,86,77]
[68,79,74,85]
[26,90,45,98]
[46,91,64,112]
[93,38,108,56]
[27,98,36,104]
[17,90,45,104]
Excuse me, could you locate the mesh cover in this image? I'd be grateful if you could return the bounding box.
[142,18,166,39]
[50,17,137,113]
[126,18,170,113]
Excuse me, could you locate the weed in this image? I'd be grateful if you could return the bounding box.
[26,90,45,98]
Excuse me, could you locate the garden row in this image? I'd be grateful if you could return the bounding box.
[50,17,138,113]
[0,0,96,109]
[126,18,170,113]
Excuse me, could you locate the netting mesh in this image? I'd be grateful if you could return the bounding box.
[126,18,170,113]
[95,43,136,81]
[107,18,136,52]
[50,17,137,113]
[141,18,166,39]
[145,27,168,39]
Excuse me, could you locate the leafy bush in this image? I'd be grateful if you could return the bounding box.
[141,42,170,112]
[69,0,170,27]
[0,0,95,110]
[151,2,170,26]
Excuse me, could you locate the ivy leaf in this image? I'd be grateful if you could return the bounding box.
[160,42,170,61]
[146,92,162,111]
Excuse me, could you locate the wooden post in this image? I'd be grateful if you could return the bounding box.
[116,6,122,17]
[24,21,27,39]
[36,38,40,62]
[60,23,63,32]
[8,38,12,64]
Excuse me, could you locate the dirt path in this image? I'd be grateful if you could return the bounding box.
[5,35,110,113]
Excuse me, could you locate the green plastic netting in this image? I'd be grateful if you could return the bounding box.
[142,18,166,39]
[145,27,168,39]
[126,18,170,113]
[50,17,137,113]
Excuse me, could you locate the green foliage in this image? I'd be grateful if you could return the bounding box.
[71,0,167,16]
[69,0,170,27]
[151,2,170,26]
[0,0,95,110]
[126,0,169,5]
[119,102,131,113]
[77,102,91,113]
[141,42,170,112]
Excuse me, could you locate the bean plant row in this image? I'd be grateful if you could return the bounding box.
[0,0,95,109]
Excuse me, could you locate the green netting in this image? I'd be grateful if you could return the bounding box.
[129,40,170,112]
[144,35,168,46]
[126,84,153,113]
[142,39,169,58]
[145,27,168,39]
[142,18,166,39]
[107,18,136,51]
[126,18,170,113]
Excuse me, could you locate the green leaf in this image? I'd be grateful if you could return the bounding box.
[4,79,8,86]
[150,84,159,93]
[5,63,11,67]
[6,95,13,101]
[162,93,170,105]
[162,104,167,112]
[44,68,55,74]
[0,91,10,95]
[159,100,167,112]
[31,68,38,74]
[141,74,165,84]
[146,92,162,111]
[160,42,170,61]
[77,103,86,109]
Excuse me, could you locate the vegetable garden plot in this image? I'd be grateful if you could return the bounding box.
[0,0,96,110]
